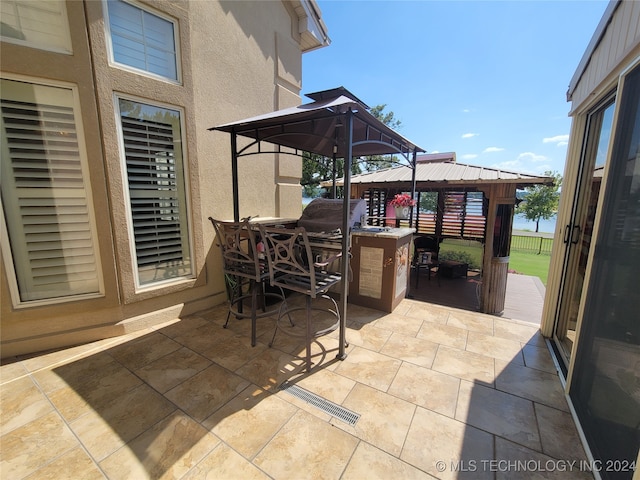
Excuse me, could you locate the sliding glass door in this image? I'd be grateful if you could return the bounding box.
[570,63,640,479]
[552,95,615,372]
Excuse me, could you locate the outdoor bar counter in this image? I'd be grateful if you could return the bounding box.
[348,227,415,313]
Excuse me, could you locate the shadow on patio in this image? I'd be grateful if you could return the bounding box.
[1,286,593,479]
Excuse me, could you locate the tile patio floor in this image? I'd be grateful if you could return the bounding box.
[1,290,593,479]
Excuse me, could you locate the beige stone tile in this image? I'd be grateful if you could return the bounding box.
[155,314,212,339]
[455,380,540,450]
[535,403,588,462]
[1,376,53,435]
[18,338,129,373]
[416,321,468,350]
[203,384,297,459]
[401,406,494,480]
[447,310,494,335]
[344,323,393,352]
[109,332,182,370]
[380,332,439,368]
[234,347,305,391]
[171,321,236,358]
[342,441,435,480]
[373,312,425,336]
[100,410,219,480]
[495,437,594,479]
[69,383,176,461]
[493,318,545,346]
[293,367,356,405]
[1,411,79,479]
[343,303,387,325]
[335,383,415,457]
[32,351,119,394]
[466,331,525,364]
[432,345,495,386]
[522,344,557,374]
[388,362,460,418]
[46,359,143,422]
[333,346,402,391]
[24,446,103,480]
[201,333,269,371]
[0,360,27,384]
[135,347,212,393]
[404,301,451,325]
[494,361,568,411]
[182,443,270,480]
[254,409,359,479]
[165,364,249,422]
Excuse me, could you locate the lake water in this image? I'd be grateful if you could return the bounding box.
[513,213,557,234]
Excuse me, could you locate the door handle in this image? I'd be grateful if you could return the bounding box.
[563,225,571,244]
[571,225,581,244]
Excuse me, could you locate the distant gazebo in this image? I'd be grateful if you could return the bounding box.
[322,153,553,314]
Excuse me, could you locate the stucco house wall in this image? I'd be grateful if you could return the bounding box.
[0,0,327,358]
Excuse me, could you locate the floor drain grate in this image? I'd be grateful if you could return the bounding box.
[279,381,360,426]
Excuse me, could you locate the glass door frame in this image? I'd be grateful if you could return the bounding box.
[551,92,616,376]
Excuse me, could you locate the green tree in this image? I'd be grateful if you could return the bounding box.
[361,105,402,171]
[301,104,401,196]
[516,170,562,232]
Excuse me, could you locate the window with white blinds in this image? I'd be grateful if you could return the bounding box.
[117,98,192,287]
[105,0,179,82]
[0,79,101,303]
[0,0,72,53]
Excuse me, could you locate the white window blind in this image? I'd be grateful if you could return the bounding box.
[118,99,192,286]
[0,0,72,53]
[0,79,100,302]
[106,0,178,81]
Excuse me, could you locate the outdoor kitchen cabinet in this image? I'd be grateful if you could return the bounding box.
[348,228,415,313]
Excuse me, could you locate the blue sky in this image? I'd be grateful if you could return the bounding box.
[302,0,610,175]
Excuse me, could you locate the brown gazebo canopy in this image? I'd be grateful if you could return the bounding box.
[210,87,425,360]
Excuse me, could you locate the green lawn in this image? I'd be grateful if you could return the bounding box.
[438,238,552,285]
[507,251,551,285]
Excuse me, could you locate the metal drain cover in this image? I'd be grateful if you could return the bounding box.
[279,381,360,426]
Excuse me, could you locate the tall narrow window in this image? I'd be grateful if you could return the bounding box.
[105,0,179,82]
[117,98,192,287]
[0,79,101,303]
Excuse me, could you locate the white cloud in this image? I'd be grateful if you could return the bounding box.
[430,150,440,154]
[556,141,568,147]
[461,154,478,160]
[543,134,569,144]
[462,109,471,113]
[492,160,521,169]
[483,147,505,153]
[461,133,479,139]
[517,152,548,163]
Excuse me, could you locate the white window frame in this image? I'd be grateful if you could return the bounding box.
[0,0,72,54]
[0,75,104,308]
[114,93,194,291]
[103,0,182,84]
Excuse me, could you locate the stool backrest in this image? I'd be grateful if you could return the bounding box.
[258,225,320,295]
[209,218,263,282]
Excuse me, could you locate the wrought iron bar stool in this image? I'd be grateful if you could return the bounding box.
[258,225,344,372]
[209,218,287,346]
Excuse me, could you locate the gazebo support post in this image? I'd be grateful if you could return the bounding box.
[231,130,240,221]
[337,109,354,361]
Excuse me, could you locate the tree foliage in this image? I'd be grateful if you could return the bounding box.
[515,171,562,232]
[301,104,401,197]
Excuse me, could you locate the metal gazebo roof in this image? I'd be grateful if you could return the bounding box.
[209,87,425,362]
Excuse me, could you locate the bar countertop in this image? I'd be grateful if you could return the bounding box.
[351,227,415,238]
